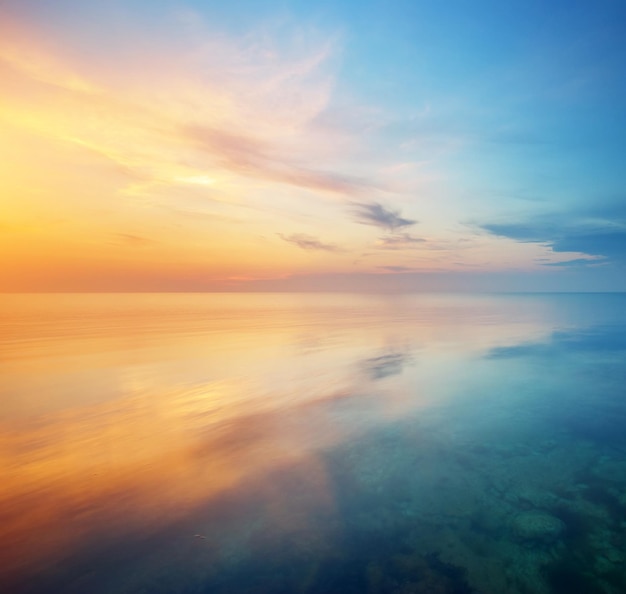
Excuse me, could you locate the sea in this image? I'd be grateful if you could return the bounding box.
[1,292,625,594]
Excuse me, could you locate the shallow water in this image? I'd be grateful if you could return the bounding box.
[1,293,625,594]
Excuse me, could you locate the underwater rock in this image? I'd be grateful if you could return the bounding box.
[510,511,565,544]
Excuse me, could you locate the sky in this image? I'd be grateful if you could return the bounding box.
[1,0,626,292]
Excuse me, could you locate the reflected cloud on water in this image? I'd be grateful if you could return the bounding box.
[361,351,412,381]
[487,324,626,359]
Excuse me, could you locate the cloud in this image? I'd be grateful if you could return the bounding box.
[480,221,555,243]
[551,230,626,259]
[183,124,376,196]
[352,202,416,231]
[1,10,376,203]
[378,265,415,272]
[480,203,626,263]
[113,233,155,246]
[375,233,425,250]
[542,258,604,267]
[488,222,626,261]
[278,233,342,252]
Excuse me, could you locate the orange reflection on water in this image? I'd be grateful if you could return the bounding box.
[0,293,557,589]
[0,380,345,584]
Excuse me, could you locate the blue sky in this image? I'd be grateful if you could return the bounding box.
[2,0,625,290]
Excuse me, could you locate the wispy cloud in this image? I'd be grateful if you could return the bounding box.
[352,202,416,231]
[542,258,604,267]
[184,124,374,196]
[0,11,372,203]
[278,233,342,252]
[378,265,416,272]
[113,233,155,246]
[375,233,425,250]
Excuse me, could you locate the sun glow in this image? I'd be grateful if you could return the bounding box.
[177,175,216,186]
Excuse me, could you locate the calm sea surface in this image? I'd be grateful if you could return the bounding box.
[1,293,625,594]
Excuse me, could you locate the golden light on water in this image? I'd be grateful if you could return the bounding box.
[0,292,559,589]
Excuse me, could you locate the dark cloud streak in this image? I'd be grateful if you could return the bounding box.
[481,203,626,263]
[112,233,155,246]
[376,233,425,250]
[278,233,342,252]
[352,202,416,231]
[543,258,603,268]
[378,265,415,272]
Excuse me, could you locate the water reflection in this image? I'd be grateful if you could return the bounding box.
[361,351,411,380]
[488,324,626,359]
[1,293,626,593]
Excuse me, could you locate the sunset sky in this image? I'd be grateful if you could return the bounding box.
[2,0,626,292]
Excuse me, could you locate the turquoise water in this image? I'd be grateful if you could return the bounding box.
[1,293,625,593]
